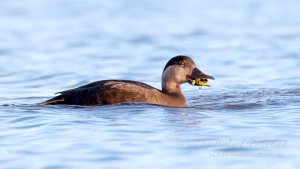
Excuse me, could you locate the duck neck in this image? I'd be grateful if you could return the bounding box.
[161,78,186,107]
[161,78,183,95]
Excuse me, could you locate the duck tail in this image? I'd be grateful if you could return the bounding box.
[38,95,65,105]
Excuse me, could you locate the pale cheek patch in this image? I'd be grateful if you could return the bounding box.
[162,66,174,80]
[162,66,186,83]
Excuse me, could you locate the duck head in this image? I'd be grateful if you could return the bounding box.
[162,55,214,93]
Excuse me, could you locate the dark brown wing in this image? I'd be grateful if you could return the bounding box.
[57,80,156,94]
[40,80,160,106]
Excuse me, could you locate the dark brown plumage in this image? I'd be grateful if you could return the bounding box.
[40,55,214,107]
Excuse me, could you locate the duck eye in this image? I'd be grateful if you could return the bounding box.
[178,61,185,65]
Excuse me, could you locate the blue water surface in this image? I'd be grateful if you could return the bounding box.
[0,0,300,168]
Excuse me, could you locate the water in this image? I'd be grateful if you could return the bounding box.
[1,0,300,168]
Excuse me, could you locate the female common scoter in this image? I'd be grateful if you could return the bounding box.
[40,55,214,107]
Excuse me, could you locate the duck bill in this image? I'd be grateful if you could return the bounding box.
[187,67,215,87]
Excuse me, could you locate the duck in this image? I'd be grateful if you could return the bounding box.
[40,55,214,107]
